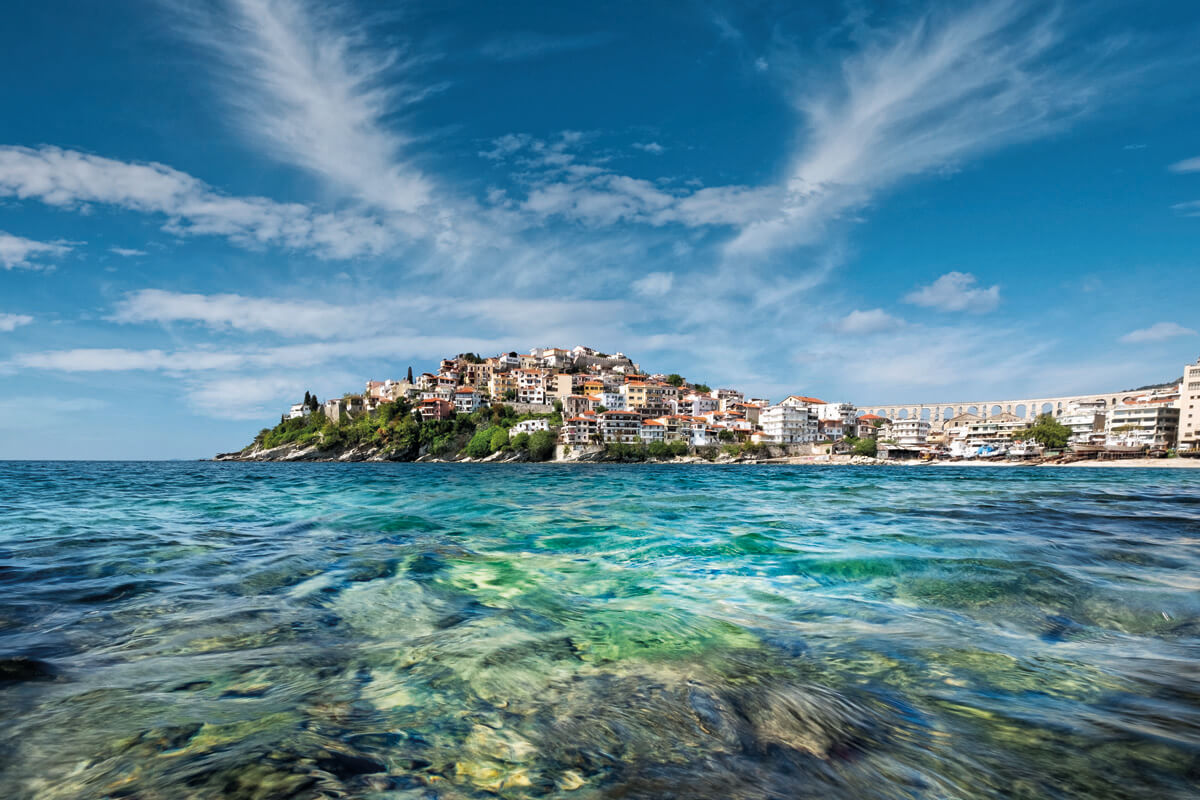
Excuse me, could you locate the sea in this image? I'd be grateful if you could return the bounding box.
[0,461,1197,799]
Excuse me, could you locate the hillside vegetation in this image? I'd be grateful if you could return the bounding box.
[248,399,559,461]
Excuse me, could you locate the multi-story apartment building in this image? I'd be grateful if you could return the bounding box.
[1180,357,1200,450]
[595,391,626,411]
[890,419,931,446]
[1107,398,1180,449]
[685,393,719,416]
[488,372,519,400]
[599,410,643,443]
[622,382,673,417]
[1060,400,1107,445]
[561,413,599,445]
[453,388,485,414]
[713,388,744,411]
[760,404,817,444]
[639,419,666,443]
[815,402,857,425]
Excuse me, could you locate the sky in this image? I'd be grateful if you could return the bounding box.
[1,0,1199,459]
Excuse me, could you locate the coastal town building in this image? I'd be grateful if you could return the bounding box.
[417,398,454,421]
[1060,400,1107,445]
[287,403,311,420]
[1106,397,1180,449]
[561,413,599,445]
[453,388,485,415]
[890,419,931,447]
[760,404,817,444]
[599,410,643,443]
[815,402,856,426]
[639,419,666,442]
[512,419,550,434]
[1179,357,1200,451]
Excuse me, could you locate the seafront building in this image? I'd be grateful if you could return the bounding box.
[1179,358,1200,451]
[283,347,1199,457]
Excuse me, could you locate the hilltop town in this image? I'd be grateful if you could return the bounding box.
[219,346,1200,463]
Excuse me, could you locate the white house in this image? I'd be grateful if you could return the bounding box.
[512,419,550,434]
[454,388,485,414]
[287,403,311,420]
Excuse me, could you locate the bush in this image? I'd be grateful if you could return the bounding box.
[465,427,496,458]
[489,427,509,452]
[853,438,877,457]
[528,430,557,461]
[511,432,531,450]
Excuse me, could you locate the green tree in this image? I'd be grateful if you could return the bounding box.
[465,427,495,458]
[692,383,711,394]
[665,374,685,387]
[489,427,509,452]
[1020,414,1072,450]
[504,388,518,401]
[853,438,877,457]
[511,432,531,450]
[528,429,557,461]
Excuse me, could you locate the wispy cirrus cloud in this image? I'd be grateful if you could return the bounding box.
[0,313,33,332]
[479,31,613,62]
[109,247,147,257]
[0,146,400,259]
[0,230,73,270]
[904,272,1000,313]
[1120,321,1197,343]
[727,0,1132,256]
[183,0,435,214]
[1168,155,1200,173]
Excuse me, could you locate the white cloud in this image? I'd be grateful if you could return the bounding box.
[0,230,72,270]
[728,1,1126,256]
[0,313,33,332]
[754,57,768,72]
[837,308,903,334]
[1120,321,1197,343]
[1172,200,1200,217]
[1168,155,1200,173]
[187,0,433,214]
[0,146,399,259]
[633,142,665,154]
[632,271,674,297]
[903,272,1000,313]
[109,247,147,257]
[111,289,369,337]
[480,31,612,62]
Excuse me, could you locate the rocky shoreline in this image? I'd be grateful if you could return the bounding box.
[214,444,1200,468]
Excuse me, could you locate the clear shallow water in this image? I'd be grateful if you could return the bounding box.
[1,462,1197,800]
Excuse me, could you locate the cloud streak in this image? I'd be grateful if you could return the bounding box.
[480,31,613,61]
[0,313,33,332]
[0,230,72,270]
[0,146,401,259]
[1120,321,1197,343]
[187,0,434,214]
[728,0,1125,256]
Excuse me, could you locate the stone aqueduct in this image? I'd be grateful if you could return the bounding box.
[857,390,1139,431]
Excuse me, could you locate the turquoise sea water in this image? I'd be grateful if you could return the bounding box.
[0,462,1197,799]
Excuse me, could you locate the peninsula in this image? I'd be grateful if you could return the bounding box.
[217,346,1200,465]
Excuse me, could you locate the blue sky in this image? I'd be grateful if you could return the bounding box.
[1,0,1199,459]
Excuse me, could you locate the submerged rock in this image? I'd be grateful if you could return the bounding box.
[0,656,57,684]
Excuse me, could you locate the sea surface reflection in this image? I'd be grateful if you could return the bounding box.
[1,462,1197,799]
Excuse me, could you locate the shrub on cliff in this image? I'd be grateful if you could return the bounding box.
[528,430,556,461]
